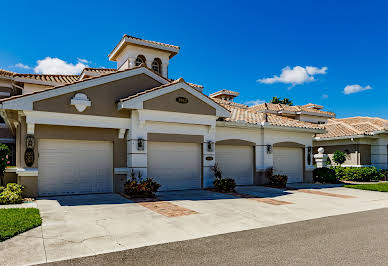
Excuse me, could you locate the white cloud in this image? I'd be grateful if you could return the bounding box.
[257,66,327,86]
[244,99,265,106]
[321,94,329,99]
[306,66,327,75]
[14,63,31,69]
[77,58,89,64]
[343,84,372,95]
[34,57,88,75]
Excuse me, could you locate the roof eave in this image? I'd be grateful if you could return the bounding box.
[313,134,377,141]
[109,36,180,61]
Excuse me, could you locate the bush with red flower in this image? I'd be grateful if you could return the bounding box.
[124,170,161,198]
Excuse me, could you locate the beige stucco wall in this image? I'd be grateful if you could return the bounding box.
[33,74,162,118]
[143,89,216,116]
[313,144,371,166]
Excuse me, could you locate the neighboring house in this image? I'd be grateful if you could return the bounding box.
[314,117,388,169]
[0,35,331,197]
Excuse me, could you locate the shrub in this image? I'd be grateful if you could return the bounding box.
[0,183,24,205]
[213,177,236,193]
[334,166,384,182]
[313,167,338,183]
[333,151,346,166]
[211,163,236,192]
[124,170,161,198]
[268,174,288,187]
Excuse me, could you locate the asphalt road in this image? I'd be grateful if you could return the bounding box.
[42,207,388,266]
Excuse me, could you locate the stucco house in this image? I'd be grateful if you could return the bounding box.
[313,117,388,169]
[0,35,336,197]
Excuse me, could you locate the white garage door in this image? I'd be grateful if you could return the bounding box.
[273,147,303,183]
[38,139,113,196]
[215,145,254,185]
[148,142,201,191]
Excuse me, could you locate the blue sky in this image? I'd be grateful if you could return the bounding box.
[1,0,387,118]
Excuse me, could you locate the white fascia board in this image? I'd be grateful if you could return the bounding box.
[2,68,169,111]
[217,121,324,133]
[16,168,38,176]
[139,109,216,126]
[297,111,335,118]
[119,82,230,118]
[216,121,263,129]
[314,134,376,141]
[24,111,131,130]
[264,124,325,133]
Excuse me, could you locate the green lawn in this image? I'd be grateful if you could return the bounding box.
[344,182,388,192]
[0,208,42,241]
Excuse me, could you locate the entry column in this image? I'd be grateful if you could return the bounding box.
[203,125,216,188]
[127,111,148,179]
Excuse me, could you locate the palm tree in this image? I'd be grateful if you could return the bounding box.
[270,97,293,106]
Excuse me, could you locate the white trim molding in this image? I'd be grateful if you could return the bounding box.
[118,128,126,139]
[24,111,131,130]
[114,168,129,174]
[118,81,230,118]
[16,168,39,176]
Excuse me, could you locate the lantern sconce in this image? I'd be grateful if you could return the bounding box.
[266,144,272,154]
[137,138,145,151]
[207,141,214,152]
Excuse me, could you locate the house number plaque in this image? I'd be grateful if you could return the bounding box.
[26,135,35,149]
[24,148,34,167]
[176,97,189,104]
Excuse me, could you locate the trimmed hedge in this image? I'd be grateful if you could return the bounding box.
[334,166,384,182]
[313,167,338,183]
[0,183,24,205]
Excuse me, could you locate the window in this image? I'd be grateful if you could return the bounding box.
[135,55,146,66]
[151,58,161,74]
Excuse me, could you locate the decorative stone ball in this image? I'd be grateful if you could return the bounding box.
[318,147,325,154]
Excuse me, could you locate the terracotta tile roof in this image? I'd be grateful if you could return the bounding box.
[209,89,240,98]
[249,102,335,117]
[82,67,117,74]
[218,101,322,130]
[13,73,79,84]
[212,98,248,108]
[123,34,180,49]
[0,69,15,77]
[316,117,388,139]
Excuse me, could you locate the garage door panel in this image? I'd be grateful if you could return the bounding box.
[216,145,254,185]
[38,139,113,196]
[273,147,303,183]
[148,142,201,191]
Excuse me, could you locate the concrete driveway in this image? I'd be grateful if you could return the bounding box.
[2,185,388,265]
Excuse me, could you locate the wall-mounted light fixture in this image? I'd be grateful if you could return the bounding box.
[207,141,214,152]
[266,144,272,154]
[137,138,144,151]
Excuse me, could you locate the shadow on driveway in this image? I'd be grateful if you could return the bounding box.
[38,185,297,207]
[38,193,132,206]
